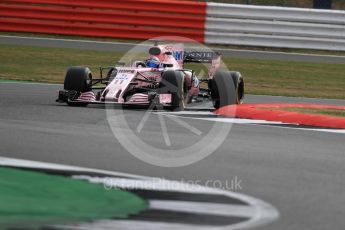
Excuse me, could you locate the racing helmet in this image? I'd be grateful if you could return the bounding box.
[145,56,160,68]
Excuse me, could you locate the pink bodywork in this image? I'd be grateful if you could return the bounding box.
[102,68,157,104]
[77,43,220,105]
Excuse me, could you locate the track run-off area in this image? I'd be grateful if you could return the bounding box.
[1,81,345,229]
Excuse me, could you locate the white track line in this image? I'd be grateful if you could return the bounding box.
[55,220,220,230]
[149,200,255,218]
[164,111,345,134]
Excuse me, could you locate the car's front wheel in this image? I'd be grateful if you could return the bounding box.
[158,70,188,111]
[64,66,92,106]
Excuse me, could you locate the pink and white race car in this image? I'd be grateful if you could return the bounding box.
[56,43,244,110]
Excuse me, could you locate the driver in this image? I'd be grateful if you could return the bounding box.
[145,56,161,68]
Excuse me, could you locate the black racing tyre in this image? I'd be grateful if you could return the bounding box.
[64,67,92,106]
[210,71,237,109]
[229,71,245,104]
[64,67,92,92]
[158,70,188,111]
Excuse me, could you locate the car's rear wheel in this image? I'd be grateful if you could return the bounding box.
[64,67,92,106]
[158,70,188,111]
[210,71,238,109]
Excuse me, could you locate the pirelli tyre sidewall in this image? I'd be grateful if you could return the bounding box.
[211,71,237,109]
[229,71,245,105]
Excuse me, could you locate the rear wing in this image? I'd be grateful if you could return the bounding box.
[183,51,222,79]
[184,51,222,63]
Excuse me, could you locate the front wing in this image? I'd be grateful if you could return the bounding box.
[56,90,173,108]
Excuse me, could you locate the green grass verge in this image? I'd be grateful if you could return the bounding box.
[226,58,345,99]
[0,44,124,83]
[1,44,345,99]
[0,167,148,230]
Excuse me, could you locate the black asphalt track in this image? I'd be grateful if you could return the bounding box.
[1,82,345,229]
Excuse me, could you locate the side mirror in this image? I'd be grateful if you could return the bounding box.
[149,47,161,56]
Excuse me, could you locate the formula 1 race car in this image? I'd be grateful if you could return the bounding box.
[56,43,244,110]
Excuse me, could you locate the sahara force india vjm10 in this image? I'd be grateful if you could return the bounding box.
[56,43,244,111]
